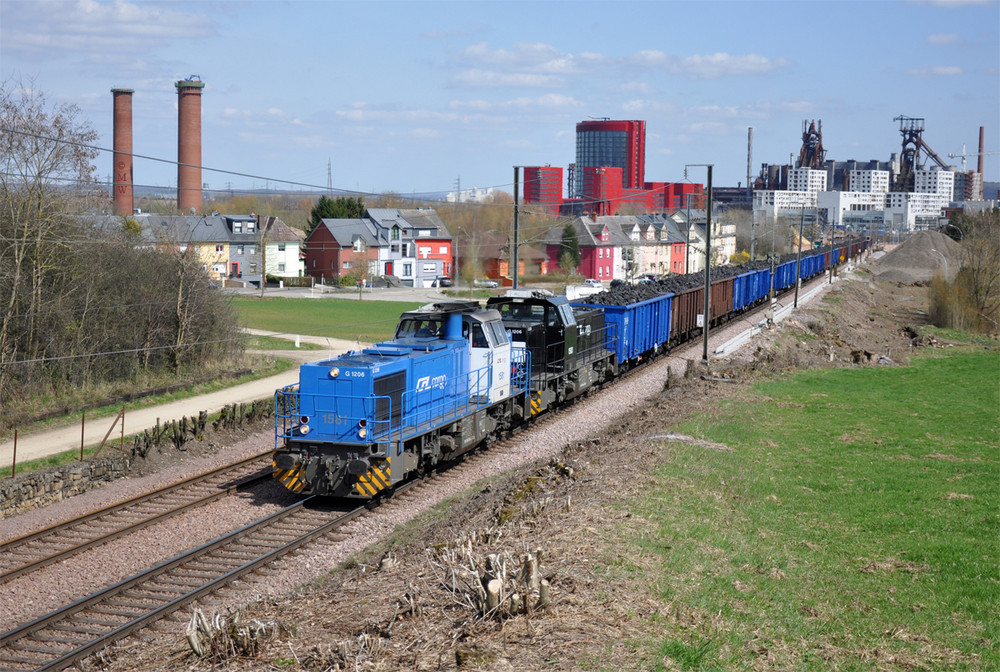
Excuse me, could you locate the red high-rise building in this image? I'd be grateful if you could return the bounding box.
[575,120,645,196]
[581,166,622,216]
[523,166,563,215]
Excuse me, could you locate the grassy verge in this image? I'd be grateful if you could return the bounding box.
[231,297,422,343]
[247,335,323,351]
[629,348,999,671]
[0,356,296,478]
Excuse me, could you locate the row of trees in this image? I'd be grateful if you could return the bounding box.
[1,81,242,419]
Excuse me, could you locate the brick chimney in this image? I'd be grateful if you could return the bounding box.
[176,77,205,214]
[111,88,134,216]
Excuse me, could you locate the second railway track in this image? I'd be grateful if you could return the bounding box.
[0,452,272,584]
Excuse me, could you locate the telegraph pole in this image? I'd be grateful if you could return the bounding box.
[512,166,520,289]
[686,163,713,366]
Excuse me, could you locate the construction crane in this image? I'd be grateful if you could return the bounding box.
[947,147,999,171]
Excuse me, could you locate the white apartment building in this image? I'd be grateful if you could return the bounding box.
[849,170,890,193]
[758,168,952,232]
[753,190,818,221]
[787,167,827,193]
[915,168,954,198]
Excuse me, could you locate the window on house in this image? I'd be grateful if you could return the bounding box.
[343,261,353,269]
[237,245,244,255]
[278,243,286,252]
[439,246,447,254]
[216,244,224,253]
[233,223,242,234]
[248,245,256,255]
[250,263,257,274]
[403,263,412,276]
[391,227,400,240]
[247,222,255,234]
[278,263,286,272]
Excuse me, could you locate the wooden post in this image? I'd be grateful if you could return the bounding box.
[81,412,85,460]
[120,406,125,451]
[11,429,16,477]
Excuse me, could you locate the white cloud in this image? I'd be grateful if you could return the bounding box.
[451,69,563,88]
[676,53,791,79]
[906,65,963,76]
[926,33,961,44]
[1,0,216,62]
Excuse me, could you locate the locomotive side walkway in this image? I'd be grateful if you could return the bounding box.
[0,332,361,469]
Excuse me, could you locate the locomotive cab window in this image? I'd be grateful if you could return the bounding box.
[396,318,441,338]
[471,323,489,348]
[487,320,508,345]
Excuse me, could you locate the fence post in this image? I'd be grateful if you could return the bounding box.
[120,406,125,452]
[11,429,16,477]
[81,412,86,460]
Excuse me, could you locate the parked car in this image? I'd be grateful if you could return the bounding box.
[431,276,453,288]
[609,279,625,289]
[473,277,499,289]
[582,278,603,288]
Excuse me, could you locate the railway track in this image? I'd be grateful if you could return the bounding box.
[0,492,378,672]
[0,452,272,584]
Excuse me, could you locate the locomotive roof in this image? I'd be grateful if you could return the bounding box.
[400,301,500,322]
[487,291,569,308]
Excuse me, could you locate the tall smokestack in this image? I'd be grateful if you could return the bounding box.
[176,77,205,214]
[111,88,134,216]
[978,126,985,176]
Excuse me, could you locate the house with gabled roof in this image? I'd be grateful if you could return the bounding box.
[304,207,453,287]
[121,212,303,286]
[544,213,692,282]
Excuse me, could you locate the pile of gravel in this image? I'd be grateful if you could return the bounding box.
[871,231,963,283]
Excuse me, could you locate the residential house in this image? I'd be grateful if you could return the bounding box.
[303,208,453,287]
[461,231,547,285]
[125,213,303,287]
[544,213,690,282]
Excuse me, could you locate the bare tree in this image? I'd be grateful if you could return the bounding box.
[0,79,100,396]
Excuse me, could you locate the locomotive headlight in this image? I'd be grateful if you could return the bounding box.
[329,367,340,378]
[358,419,367,439]
[300,416,310,424]
[298,424,311,435]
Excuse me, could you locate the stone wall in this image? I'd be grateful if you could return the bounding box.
[1,456,132,518]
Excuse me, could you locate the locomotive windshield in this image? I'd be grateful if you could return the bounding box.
[396,318,442,339]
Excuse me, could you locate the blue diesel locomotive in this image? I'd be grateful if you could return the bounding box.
[274,301,529,497]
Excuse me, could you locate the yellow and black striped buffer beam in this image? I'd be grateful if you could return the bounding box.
[355,458,392,497]
[273,459,306,493]
[530,391,542,416]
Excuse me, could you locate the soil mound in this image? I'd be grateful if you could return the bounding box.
[872,230,962,283]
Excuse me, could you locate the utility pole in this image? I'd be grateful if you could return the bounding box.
[512,166,520,289]
[686,163,713,366]
[794,207,804,308]
[258,213,266,299]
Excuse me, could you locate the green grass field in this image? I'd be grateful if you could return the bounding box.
[231,297,423,343]
[630,349,999,671]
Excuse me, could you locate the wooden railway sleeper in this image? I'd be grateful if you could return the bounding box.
[9,641,73,654]
[0,650,47,665]
[51,624,107,636]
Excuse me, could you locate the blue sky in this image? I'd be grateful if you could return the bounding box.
[2,0,998,200]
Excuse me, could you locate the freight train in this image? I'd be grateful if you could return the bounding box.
[273,239,867,498]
